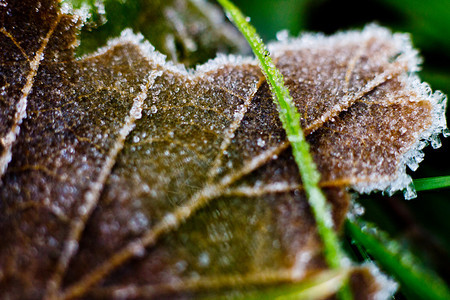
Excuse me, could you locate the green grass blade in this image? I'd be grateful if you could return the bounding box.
[216,0,345,270]
[345,219,450,300]
[413,175,450,191]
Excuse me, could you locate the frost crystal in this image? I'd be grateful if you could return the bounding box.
[365,263,399,300]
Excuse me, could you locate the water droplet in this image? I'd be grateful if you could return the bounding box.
[130,241,145,257]
[162,213,176,226]
[257,138,266,147]
[175,260,188,272]
[198,252,210,267]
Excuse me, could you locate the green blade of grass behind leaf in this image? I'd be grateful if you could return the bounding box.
[345,219,450,300]
[413,175,450,191]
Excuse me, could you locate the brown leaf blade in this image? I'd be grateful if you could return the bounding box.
[0,1,447,299]
[0,3,160,297]
[0,0,70,175]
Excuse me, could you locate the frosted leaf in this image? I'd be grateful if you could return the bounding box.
[76,0,250,66]
[0,1,447,299]
[0,1,160,298]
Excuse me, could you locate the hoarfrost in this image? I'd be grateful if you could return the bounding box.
[256,137,266,147]
[365,263,399,300]
[352,74,447,199]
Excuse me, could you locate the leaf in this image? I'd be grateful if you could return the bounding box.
[72,0,250,66]
[0,1,447,299]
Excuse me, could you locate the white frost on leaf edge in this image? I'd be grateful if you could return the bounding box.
[393,76,447,199]
[80,29,258,79]
[195,53,258,75]
[78,29,183,73]
[351,74,448,199]
[364,262,399,300]
[269,24,422,73]
[60,1,91,25]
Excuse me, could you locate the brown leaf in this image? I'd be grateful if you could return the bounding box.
[77,0,250,66]
[0,1,446,299]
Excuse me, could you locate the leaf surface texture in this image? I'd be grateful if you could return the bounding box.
[0,1,446,299]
